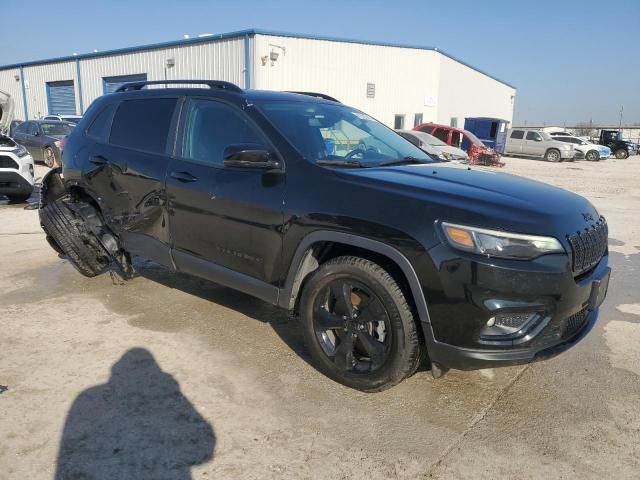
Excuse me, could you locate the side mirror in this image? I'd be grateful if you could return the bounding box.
[33,131,40,136]
[223,144,281,170]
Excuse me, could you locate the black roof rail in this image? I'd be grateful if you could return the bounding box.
[285,91,341,103]
[115,80,243,93]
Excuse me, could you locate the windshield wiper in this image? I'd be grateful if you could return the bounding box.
[316,159,369,168]
[378,156,431,167]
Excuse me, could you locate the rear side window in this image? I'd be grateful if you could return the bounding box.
[183,99,266,166]
[110,98,177,154]
[87,103,117,141]
[510,130,524,139]
[526,131,542,141]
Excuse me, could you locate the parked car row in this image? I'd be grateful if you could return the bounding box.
[11,120,74,168]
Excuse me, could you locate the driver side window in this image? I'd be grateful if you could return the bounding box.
[183,99,266,166]
[28,123,39,136]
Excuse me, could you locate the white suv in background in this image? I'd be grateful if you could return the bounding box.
[0,134,35,202]
[505,128,575,162]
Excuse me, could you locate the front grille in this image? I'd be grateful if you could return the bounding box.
[563,307,589,339]
[0,155,19,169]
[567,217,608,275]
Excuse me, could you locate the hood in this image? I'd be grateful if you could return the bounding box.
[337,163,598,237]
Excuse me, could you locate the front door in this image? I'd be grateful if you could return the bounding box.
[167,97,285,287]
[524,131,545,156]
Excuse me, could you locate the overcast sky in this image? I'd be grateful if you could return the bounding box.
[1,0,638,125]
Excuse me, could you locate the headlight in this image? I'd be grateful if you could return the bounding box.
[442,222,564,259]
[13,144,29,157]
[54,140,62,148]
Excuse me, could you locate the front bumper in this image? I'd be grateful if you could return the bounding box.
[0,170,34,196]
[420,243,610,371]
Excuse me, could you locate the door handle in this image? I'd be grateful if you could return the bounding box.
[90,155,108,165]
[170,171,198,182]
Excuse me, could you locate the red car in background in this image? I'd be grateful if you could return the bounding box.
[414,122,504,167]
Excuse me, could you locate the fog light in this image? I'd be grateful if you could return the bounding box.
[482,312,538,337]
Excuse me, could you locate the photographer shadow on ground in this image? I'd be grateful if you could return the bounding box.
[55,348,215,480]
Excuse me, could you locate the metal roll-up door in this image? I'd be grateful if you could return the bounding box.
[46,80,76,115]
[102,74,148,95]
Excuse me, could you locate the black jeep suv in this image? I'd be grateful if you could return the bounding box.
[39,80,611,391]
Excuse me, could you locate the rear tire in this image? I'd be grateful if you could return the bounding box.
[39,197,110,277]
[299,256,423,392]
[544,149,561,162]
[614,148,628,159]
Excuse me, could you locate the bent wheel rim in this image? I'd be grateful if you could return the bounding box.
[312,278,392,374]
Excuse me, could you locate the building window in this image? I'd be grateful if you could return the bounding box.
[450,117,458,127]
[413,113,423,127]
[394,115,405,130]
[366,83,375,98]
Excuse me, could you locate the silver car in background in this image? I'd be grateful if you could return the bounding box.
[505,128,575,162]
[396,130,469,162]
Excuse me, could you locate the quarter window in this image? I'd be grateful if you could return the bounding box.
[183,99,266,166]
[109,98,177,154]
[87,103,117,141]
[510,130,525,139]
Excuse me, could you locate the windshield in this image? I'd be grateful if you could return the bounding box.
[256,101,435,166]
[40,122,74,136]
[463,129,484,145]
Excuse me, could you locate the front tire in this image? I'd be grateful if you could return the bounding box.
[585,150,600,162]
[44,146,58,168]
[544,149,561,162]
[39,197,111,277]
[614,148,628,159]
[299,256,423,392]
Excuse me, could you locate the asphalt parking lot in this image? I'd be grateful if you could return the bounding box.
[1,156,639,479]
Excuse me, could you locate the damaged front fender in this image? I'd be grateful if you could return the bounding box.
[39,167,67,208]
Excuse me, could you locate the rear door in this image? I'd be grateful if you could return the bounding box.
[81,95,179,266]
[167,97,285,288]
[506,129,525,154]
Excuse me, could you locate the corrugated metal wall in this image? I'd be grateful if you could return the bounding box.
[1,33,515,126]
[437,55,516,126]
[22,61,79,118]
[252,34,441,128]
[1,36,246,120]
[79,37,245,112]
[0,68,24,121]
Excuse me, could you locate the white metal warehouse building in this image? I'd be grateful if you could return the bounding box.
[0,29,516,129]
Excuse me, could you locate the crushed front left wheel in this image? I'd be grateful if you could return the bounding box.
[39,197,111,277]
